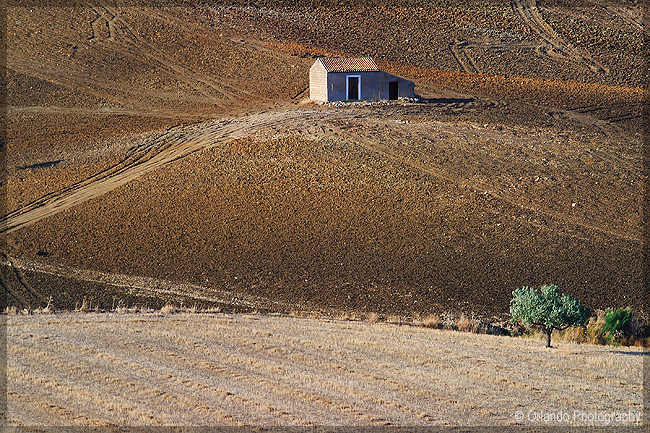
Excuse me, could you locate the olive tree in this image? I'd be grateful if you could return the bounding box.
[510,284,588,347]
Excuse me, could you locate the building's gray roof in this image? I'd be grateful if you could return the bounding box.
[318,57,380,73]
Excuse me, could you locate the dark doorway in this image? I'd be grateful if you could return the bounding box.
[389,81,399,100]
[347,76,359,100]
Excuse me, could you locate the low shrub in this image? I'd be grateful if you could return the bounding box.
[601,308,633,344]
[551,309,649,347]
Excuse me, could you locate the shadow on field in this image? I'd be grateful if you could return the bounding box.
[418,97,476,105]
[19,160,63,170]
[608,350,649,356]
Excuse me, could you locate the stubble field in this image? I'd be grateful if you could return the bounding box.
[6,311,645,427]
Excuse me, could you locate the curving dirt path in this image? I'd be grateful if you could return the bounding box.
[510,0,609,74]
[1,109,361,235]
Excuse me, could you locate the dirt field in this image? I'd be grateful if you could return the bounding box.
[4,1,645,319]
[6,311,645,427]
[5,105,643,321]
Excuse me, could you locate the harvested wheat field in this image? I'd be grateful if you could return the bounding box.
[6,311,645,427]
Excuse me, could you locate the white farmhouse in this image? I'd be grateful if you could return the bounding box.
[309,57,415,103]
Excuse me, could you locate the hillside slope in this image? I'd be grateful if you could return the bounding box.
[4,1,645,319]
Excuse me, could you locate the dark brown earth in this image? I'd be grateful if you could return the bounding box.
[3,1,645,321]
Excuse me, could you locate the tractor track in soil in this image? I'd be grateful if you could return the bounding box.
[7,105,218,120]
[7,57,225,109]
[448,40,481,74]
[83,1,250,102]
[510,0,609,74]
[7,3,266,113]
[605,4,643,31]
[1,109,363,235]
[1,253,50,309]
[3,105,640,243]
[1,255,296,313]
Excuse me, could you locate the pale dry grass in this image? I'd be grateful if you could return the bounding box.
[363,312,380,323]
[6,312,645,427]
[420,313,443,329]
[455,315,477,333]
[74,297,90,313]
[159,303,179,314]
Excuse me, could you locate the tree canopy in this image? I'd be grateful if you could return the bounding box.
[510,284,588,347]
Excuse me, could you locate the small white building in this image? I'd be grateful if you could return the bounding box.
[309,57,415,103]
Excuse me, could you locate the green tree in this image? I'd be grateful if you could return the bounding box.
[510,284,588,348]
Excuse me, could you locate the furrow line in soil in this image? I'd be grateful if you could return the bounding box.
[606,5,643,30]
[3,253,50,307]
[510,0,609,74]
[344,127,640,243]
[449,40,480,74]
[0,272,31,310]
[0,255,296,312]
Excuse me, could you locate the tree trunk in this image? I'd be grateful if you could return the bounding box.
[545,329,552,348]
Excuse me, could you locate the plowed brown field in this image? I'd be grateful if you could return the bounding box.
[4,3,645,321]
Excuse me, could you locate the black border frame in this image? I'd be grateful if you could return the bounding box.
[0,0,647,430]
